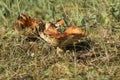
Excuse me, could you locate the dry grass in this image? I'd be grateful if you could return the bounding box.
[0,0,120,80]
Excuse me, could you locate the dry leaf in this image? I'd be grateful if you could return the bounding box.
[59,26,85,47]
[14,14,40,30]
[40,25,85,47]
[44,22,60,38]
[55,19,65,27]
[14,14,85,47]
[64,26,84,36]
[14,14,43,36]
[39,32,59,46]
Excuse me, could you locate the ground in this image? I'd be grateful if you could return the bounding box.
[0,0,120,80]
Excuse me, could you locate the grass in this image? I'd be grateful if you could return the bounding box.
[0,0,120,80]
